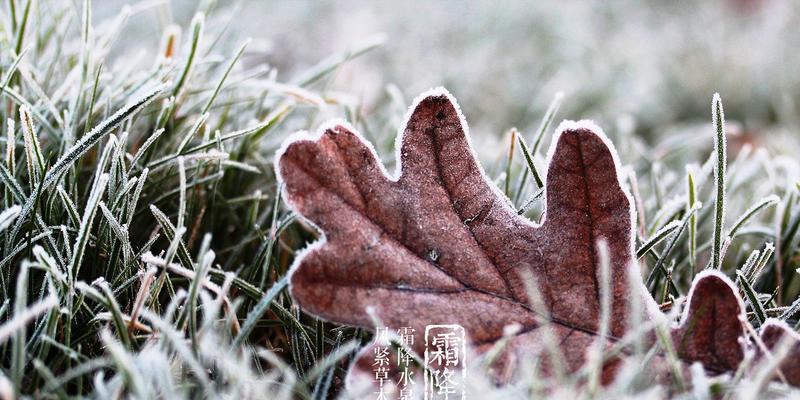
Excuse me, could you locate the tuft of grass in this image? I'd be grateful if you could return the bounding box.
[0,1,798,399]
[0,0,381,397]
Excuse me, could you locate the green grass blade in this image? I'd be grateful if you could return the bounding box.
[172,13,204,99]
[637,220,681,259]
[687,171,697,272]
[232,275,288,348]
[69,173,109,281]
[736,271,767,326]
[200,38,249,115]
[711,93,727,269]
[44,84,164,190]
[728,195,779,239]
[646,202,701,285]
[517,132,544,188]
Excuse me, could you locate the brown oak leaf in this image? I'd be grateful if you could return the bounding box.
[277,87,654,381]
[674,271,800,386]
[760,320,800,384]
[672,271,746,373]
[276,88,800,391]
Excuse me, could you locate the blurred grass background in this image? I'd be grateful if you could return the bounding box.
[98,0,800,149]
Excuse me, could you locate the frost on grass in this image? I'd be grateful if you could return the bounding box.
[1,1,800,399]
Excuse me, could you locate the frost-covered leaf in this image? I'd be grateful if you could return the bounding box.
[671,271,800,386]
[672,272,745,373]
[276,88,800,390]
[277,88,653,383]
[759,320,800,385]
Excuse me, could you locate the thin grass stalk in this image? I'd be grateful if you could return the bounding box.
[711,93,727,269]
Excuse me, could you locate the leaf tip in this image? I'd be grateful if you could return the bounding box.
[553,119,605,137]
[688,269,739,300]
[405,86,465,126]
